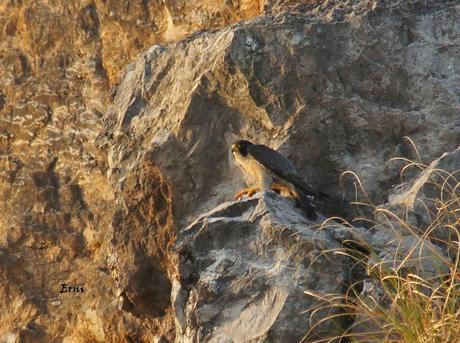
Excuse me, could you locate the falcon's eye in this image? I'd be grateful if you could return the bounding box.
[238,143,248,156]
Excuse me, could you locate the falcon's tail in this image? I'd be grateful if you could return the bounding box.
[295,188,317,220]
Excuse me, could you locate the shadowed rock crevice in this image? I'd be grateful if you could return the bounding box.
[109,159,175,320]
[78,3,100,41]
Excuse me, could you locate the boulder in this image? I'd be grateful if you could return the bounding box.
[102,3,460,336]
[174,192,349,342]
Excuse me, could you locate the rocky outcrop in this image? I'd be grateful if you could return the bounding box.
[103,1,459,338]
[0,1,269,342]
[170,147,460,342]
[174,192,348,342]
[1,0,459,342]
[104,0,460,223]
[343,147,460,342]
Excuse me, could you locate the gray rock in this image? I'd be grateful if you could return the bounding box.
[383,147,460,241]
[100,0,460,339]
[174,192,348,342]
[361,147,459,280]
[104,0,460,227]
[368,235,449,279]
[346,147,460,342]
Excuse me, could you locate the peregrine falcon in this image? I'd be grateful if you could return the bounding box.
[231,140,317,219]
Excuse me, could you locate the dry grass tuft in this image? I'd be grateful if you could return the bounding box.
[303,151,460,343]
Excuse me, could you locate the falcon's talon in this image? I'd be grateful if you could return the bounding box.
[235,187,260,200]
[271,181,294,197]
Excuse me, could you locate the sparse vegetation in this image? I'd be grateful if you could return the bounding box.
[303,144,460,343]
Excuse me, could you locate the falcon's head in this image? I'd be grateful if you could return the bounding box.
[231,140,253,158]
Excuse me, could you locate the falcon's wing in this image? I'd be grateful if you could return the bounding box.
[248,143,327,199]
[247,143,297,176]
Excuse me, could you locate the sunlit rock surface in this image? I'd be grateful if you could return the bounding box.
[0,1,270,341]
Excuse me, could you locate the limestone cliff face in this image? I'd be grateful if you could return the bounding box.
[1,0,459,342]
[0,1,268,342]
